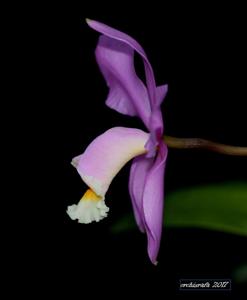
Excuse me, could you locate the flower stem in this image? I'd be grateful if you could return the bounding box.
[164,136,247,156]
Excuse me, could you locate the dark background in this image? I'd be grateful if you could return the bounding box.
[22,3,247,299]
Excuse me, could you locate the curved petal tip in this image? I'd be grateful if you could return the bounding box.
[85,18,92,24]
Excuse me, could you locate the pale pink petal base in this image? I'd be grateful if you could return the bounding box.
[74,127,150,197]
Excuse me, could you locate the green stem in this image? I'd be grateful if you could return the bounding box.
[164,136,247,156]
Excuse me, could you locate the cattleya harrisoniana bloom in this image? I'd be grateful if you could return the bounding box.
[67,19,168,264]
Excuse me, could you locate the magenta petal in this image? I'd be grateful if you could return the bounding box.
[96,35,151,127]
[86,19,157,109]
[128,155,154,232]
[143,142,168,264]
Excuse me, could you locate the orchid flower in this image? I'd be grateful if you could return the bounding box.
[67,19,168,264]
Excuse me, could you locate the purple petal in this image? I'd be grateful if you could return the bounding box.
[96,35,151,127]
[144,131,158,158]
[87,19,168,157]
[73,127,149,197]
[156,84,168,107]
[86,19,157,108]
[128,155,154,232]
[145,105,166,157]
[142,141,168,264]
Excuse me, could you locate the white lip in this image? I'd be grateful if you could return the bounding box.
[67,199,109,224]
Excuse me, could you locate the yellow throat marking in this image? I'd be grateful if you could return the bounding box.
[80,188,102,202]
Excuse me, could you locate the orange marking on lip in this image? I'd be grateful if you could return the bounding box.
[80,189,102,202]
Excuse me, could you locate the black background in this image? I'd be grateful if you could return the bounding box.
[20,3,247,299]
